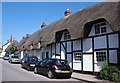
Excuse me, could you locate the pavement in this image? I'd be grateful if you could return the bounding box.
[71,72,116,83]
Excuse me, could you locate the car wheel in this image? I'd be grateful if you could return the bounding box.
[34,67,38,74]
[9,60,10,63]
[48,70,54,79]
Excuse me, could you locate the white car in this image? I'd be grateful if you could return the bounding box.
[9,56,21,63]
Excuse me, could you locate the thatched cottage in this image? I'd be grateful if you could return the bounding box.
[20,2,120,73]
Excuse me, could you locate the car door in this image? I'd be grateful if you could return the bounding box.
[24,57,28,68]
[37,59,47,74]
[43,60,51,75]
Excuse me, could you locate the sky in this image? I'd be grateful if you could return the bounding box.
[1,2,100,48]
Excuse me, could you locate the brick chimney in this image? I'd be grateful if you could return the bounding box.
[23,34,30,39]
[64,9,71,17]
[41,22,46,28]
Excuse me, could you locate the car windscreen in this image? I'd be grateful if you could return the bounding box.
[28,57,38,62]
[11,56,19,58]
[4,55,9,57]
[55,60,68,65]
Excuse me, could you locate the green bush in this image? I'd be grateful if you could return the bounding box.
[109,66,119,82]
[99,61,109,80]
[99,61,120,82]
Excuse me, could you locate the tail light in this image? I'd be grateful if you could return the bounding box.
[52,65,58,69]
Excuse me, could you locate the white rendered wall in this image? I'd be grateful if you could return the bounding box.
[67,54,72,68]
[94,36,107,49]
[20,51,24,59]
[83,54,93,71]
[83,38,92,53]
[73,40,81,51]
[73,61,81,70]
[56,43,60,54]
[108,34,118,48]
[67,41,71,52]
[1,42,11,57]
[109,50,117,64]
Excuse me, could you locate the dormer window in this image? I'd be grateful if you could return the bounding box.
[95,22,106,34]
[64,31,71,40]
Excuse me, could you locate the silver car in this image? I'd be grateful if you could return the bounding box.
[9,56,21,63]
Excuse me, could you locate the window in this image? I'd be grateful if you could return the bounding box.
[64,31,71,40]
[96,51,107,62]
[95,22,107,34]
[73,52,81,61]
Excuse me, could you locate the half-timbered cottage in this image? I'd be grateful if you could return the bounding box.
[20,2,120,73]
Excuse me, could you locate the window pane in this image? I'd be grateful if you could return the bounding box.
[96,51,107,62]
[74,52,81,61]
[101,27,106,33]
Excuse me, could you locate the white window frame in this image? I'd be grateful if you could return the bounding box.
[96,51,107,62]
[94,21,107,34]
[73,52,81,62]
[64,31,71,40]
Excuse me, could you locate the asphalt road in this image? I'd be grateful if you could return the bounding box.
[1,59,88,83]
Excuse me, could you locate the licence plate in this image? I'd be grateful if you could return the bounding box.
[30,64,35,66]
[61,71,70,73]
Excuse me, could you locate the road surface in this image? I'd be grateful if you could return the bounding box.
[1,59,88,83]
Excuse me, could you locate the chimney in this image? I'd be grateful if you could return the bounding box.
[41,22,46,28]
[64,9,71,17]
[25,34,30,38]
[23,34,30,38]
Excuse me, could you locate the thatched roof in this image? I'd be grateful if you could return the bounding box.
[5,40,19,52]
[22,2,120,50]
[18,35,30,50]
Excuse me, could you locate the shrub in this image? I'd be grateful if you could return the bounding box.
[109,66,119,82]
[99,61,109,80]
[99,61,120,82]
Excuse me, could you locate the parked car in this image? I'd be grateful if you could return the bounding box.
[34,58,72,79]
[3,55,10,60]
[9,55,21,63]
[21,56,38,71]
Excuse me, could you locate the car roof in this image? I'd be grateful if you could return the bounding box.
[43,58,67,61]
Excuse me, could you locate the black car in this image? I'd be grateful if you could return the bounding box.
[21,56,38,71]
[34,58,72,78]
[3,55,10,60]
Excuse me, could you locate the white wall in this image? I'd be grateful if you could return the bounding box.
[94,36,107,49]
[109,50,117,64]
[67,41,71,52]
[83,54,93,71]
[73,40,81,51]
[56,43,60,54]
[108,34,118,48]
[20,51,24,59]
[83,38,92,53]
[1,42,11,57]
[67,54,72,68]
[73,62,81,70]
